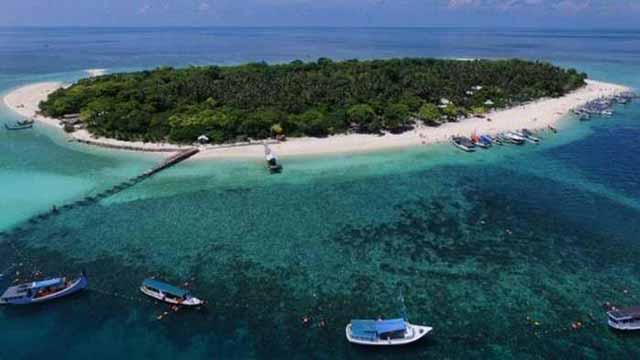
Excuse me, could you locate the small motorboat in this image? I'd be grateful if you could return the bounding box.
[451,136,475,152]
[4,121,34,130]
[140,278,204,306]
[471,133,490,149]
[346,318,432,346]
[0,272,87,305]
[478,135,494,147]
[503,132,526,145]
[495,133,511,144]
[607,306,640,330]
[520,129,540,143]
[483,135,502,146]
[264,144,283,173]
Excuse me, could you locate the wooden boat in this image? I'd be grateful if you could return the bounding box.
[503,132,526,145]
[520,129,541,143]
[608,306,640,330]
[346,318,432,346]
[264,144,283,173]
[0,272,87,305]
[4,122,34,130]
[471,133,490,149]
[140,278,204,306]
[483,135,502,145]
[451,136,475,152]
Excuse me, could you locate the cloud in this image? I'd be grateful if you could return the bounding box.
[198,1,211,12]
[138,3,151,14]
[446,0,592,12]
[552,0,592,13]
[447,0,480,8]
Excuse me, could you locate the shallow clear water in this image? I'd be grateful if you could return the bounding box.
[0,27,639,359]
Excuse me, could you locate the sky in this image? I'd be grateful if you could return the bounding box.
[0,0,639,28]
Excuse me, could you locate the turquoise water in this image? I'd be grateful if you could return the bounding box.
[1,28,639,359]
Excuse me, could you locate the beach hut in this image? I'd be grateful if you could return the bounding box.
[197,135,210,144]
[484,100,495,107]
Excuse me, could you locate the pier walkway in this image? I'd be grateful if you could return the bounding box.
[0,148,200,238]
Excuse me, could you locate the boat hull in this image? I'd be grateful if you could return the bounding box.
[608,320,640,331]
[5,123,33,130]
[346,323,433,346]
[452,143,474,152]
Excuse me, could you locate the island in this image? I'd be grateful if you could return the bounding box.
[4,58,631,158]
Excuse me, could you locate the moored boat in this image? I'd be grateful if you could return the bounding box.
[0,272,87,305]
[471,133,490,149]
[140,278,204,306]
[607,306,640,330]
[346,318,433,346]
[264,144,283,173]
[482,134,502,145]
[521,129,540,143]
[503,132,526,145]
[4,121,34,130]
[451,136,475,152]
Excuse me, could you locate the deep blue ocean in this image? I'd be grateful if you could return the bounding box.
[0,27,639,359]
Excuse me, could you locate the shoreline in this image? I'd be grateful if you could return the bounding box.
[3,80,632,160]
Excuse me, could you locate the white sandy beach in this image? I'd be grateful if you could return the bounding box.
[2,79,631,159]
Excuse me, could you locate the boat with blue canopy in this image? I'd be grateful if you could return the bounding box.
[0,272,87,305]
[140,278,204,306]
[346,318,432,346]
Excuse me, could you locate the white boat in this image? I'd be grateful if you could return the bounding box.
[345,318,433,346]
[451,137,475,152]
[140,278,204,306]
[520,129,541,143]
[608,306,640,330]
[504,132,526,144]
[264,144,283,173]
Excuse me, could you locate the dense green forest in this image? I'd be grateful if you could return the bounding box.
[40,58,587,143]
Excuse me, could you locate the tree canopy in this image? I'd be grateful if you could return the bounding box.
[39,58,587,143]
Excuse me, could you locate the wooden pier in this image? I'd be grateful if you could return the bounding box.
[1,148,200,238]
[144,148,200,176]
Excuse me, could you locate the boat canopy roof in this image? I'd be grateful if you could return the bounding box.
[32,278,63,289]
[351,318,406,339]
[142,279,189,298]
[609,306,640,320]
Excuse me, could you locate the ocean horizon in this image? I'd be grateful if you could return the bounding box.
[1,27,639,359]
